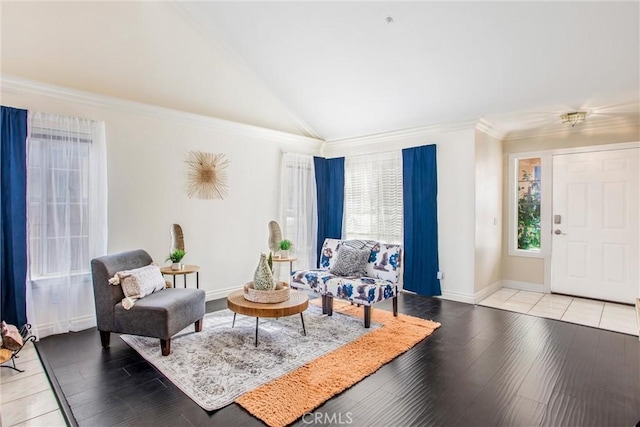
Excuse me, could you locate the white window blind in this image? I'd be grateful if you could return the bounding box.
[344,151,403,244]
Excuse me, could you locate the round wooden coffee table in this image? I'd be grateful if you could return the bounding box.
[227,289,309,346]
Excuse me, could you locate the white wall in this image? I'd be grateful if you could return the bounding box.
[1,1,313,137]
[323,124,478,303]
[1,77,322,332]
[474,130,503,297]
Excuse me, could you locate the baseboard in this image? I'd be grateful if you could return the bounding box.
[437,290,475,305]
[205,286,243,302]
[34,314,97,339]
[635,298,640,342]
[399,288,475,305]
[502,280,544,293]
[71,314,98,331]
[474,280,504,304]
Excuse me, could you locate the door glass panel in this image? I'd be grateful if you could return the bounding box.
[517,158,541,250]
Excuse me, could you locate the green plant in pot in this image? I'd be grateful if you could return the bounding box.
[166,249,187,271]
[278,239,292,258]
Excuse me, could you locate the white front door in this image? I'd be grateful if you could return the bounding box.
[551,148,639,304]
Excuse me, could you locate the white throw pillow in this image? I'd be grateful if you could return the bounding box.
[109,264,166,309]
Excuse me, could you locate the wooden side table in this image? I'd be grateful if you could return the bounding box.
[272,257,296,283]
[160,265,200,289]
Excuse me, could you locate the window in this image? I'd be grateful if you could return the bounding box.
[517,158,541,250]
[28,129,91,277]
[25,113,107,338]
[280,153,317,269]
[508,152,549,258]
[27,113,107,280]
[344,151,403,244]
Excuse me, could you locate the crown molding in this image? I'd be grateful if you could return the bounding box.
[322,118,478,155]
[475,118,507,140]
[0,74,324,148]
[503,116,640,141]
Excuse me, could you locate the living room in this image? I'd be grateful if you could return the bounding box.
[1,2,639,426]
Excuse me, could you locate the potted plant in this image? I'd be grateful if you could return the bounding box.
[278,239,292,259]
[166,249,186,271]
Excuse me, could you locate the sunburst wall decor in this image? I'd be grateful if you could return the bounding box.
[185,151,229,199]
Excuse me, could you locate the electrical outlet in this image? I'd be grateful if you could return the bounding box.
[436,271,443,280]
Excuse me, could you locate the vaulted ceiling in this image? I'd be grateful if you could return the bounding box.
[176,1,639,140]
[2,1,639,141]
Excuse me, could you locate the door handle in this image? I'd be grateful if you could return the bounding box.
[554,229,566,235]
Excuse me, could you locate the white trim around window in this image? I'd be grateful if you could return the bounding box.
[508,151,551,258]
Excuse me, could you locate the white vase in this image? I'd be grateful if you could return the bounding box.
[171,262,182,271]
[279,250,289,259]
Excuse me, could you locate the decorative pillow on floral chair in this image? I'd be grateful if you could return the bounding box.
[318,238,342,270]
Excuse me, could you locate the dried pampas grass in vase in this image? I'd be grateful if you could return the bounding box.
[186,151,229,199]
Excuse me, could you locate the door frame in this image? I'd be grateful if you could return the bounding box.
[509,141,640,295]
[544,141,640,294]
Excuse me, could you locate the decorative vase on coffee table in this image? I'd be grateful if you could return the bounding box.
[253,253,275,291]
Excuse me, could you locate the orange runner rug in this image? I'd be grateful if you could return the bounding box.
[236,299,441,427]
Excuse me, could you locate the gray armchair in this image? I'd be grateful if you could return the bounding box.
[91,249,206,356]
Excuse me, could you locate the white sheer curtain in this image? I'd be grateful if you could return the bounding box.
[26,112,108,338]
[280,153,318,269]
[344,151,403,244]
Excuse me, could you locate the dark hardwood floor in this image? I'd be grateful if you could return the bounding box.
[35,293,640,427]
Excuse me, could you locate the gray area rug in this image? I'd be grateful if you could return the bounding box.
[121,305,379,411]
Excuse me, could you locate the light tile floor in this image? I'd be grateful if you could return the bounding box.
[0,342,65,426]
[479,288,639,336]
